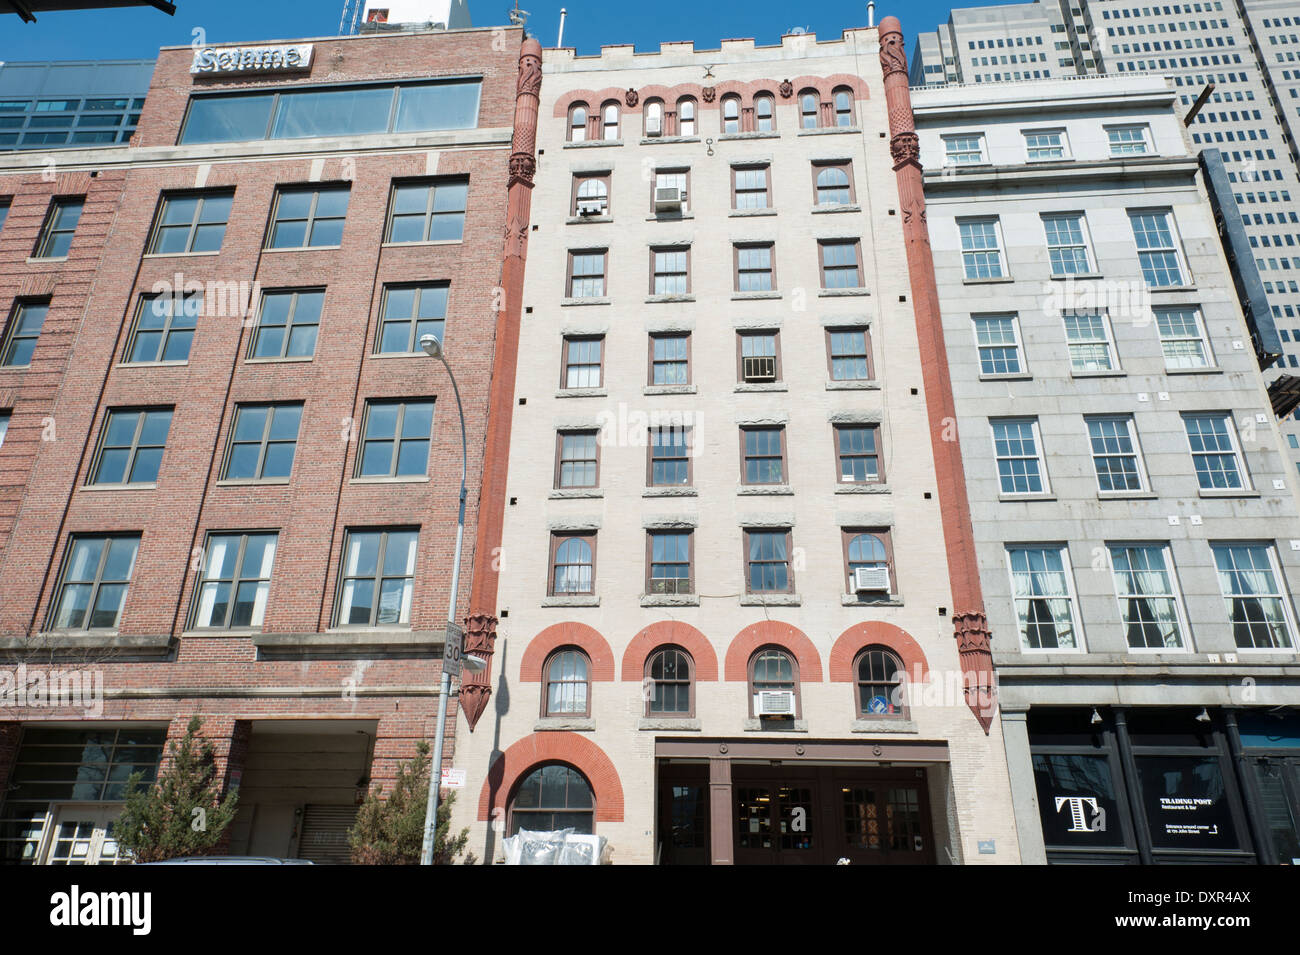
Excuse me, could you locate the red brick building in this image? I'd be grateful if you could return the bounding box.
[0,25,535,864]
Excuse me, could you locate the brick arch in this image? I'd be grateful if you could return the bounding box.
[619,621,719,682]
[477,732,624,822]
[519,622,616,683]
[829,621,930,683]
[553,76,869,120]
[723,620,823,682]
[553,86,639,117]
[785,73,872,102]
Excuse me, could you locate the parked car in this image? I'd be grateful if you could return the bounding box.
[144,856,314,865]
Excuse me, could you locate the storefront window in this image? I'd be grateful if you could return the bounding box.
[1033,753,1126,849]
[1136,755,1242,852]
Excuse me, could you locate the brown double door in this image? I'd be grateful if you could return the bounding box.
[658,764,935,865]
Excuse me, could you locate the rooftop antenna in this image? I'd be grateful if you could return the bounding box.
[556,7,566,46]
[868,1,875,28]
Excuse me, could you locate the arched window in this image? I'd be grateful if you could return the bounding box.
[551,535,594,594]
[645,645,693,716]
[543,646,590,716]
[748,646,799,718]
[799,89,819,129]
[601,100,620,140]
[847,532,890,593]
[509,763,594,835]
[645,98,664,136]
[833,87,855,127]
[568,102,588,142]
[677,97,697,137]
[816,165,852,205]
[855,646,905,717]
[754,93,775,132]
[575,177,608,216]
[721,95,741,134]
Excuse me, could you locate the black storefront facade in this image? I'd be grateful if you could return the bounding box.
[1028,707,1300,864]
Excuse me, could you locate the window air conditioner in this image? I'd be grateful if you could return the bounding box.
[654,186,684,212]
[646,115,663,136]
[741,355,776,382]
[754,690,796,718]
[853,566,891,593]
[576,198,607,217]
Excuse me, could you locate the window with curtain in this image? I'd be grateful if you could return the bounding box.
[1008,546,1079,650]
[1109,544,1185,650]
[510,764,594,835]
[544,648,590,716]
[1212,543,1295,650]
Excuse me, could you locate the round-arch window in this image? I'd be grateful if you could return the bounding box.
[755,94,774,131]
[646,645,693,715]
[678,98,696,136]
[816,165,851,205]
[544,647,590,715]
[601,101,619,140]
[855,647,905,716]
[552,537,593,594]
[645,99,664,135]
[848,533,888,575]
[722,96,740,134]
[510,763,594,835]
[799,91,819,129]
[834,88,854,127]
[752,648,795,691]
[569,104,588,142]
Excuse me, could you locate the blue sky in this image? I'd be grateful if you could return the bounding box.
[1,0,1004,62]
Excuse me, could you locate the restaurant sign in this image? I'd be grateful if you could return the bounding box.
[191,44,315,77]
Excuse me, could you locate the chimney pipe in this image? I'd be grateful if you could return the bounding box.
[868,1,876,27]
[557,7,567,47]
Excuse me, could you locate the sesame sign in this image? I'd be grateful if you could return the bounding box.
[191,44,315,76]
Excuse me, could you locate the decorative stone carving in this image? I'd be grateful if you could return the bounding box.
[508,151,535,188]
[778,79,793,98]
[517,51,541,97]
[701,86,716,103]
[953,611,996,733]
[461,612,499,732]
[625,87,639,107]
[879,26,907,78]
[889,131,920,169]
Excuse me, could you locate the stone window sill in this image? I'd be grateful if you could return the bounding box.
[842,595,904,607]
[826,380,880,390]
[116,360,188,369]
[350,475,430,484]
[535,717,595,731]
[962,276,1014,285]
[729,208,777,217]
[140,250,220,260]
[561,297,610,307]
[556,388,608,399]
[644,486,697,497]
[1164,366,1221,375]
[1048,272,1102,281]
[1097,491,1156,501]
[549,488,602,499]
[565,215,612,225]
[819,288,870,297]
[542,595,600,607]
[640,594,700,607]
[640,136,701,145]
[980,372,1032,381]
[80,483,157,492]
[215,479,291,487]
[740,594,800,607]
[717,132,780,141]
[565,140,624,149]
[1197,488,1260,499]
[0,631,171,652]
[1070,369,1125,379]
[735,382,787,393]
[851,718,917,734]
[644,384,696,395]
[738,485,793,496]
[812,204,861,214]
[646,294,695,304]
[380,239,463,249]
[742,718,809,731]
[998,493,1056,502]
[798,127,861,136]
[639,717,702,731]
[834,483,891,495]
[261,245,342,253]
[731,291,781,301]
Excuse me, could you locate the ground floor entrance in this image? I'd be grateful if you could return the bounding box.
[654,737,951,865]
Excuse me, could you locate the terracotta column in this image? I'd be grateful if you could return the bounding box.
[878,17,996,733]
[460,36,542,732]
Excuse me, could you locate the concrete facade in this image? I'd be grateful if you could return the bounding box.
[916,73,1300,863]
[450,27,1022,865]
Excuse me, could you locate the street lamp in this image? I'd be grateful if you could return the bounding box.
[418,333,485,866]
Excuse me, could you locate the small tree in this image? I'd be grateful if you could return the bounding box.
[349,740,470,865]
[115,715,239,864]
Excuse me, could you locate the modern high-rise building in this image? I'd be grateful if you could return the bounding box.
[0,59,153,151]
[915,65,1300,863]
[448,18,1023,866]
[0,23,535,865]
[913,0,1300,477]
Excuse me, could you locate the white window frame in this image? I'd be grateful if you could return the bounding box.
[1182,411,1252,492]
[1107,542,1191,652]
[971,313,1026,377]
[942,132,986,166]
[1085,414,1150,494]
[990,417,1050,496]
[1210,541,1298,652]
[1105,123,1152,156]
[1062,310,1120,372]
[957,216,1007,280]
[1042,212,1096,276]
[1153,305,1215,371]
[1022,127,1070,162]
[1128,207,1190,288]
[1005,544,1085,652]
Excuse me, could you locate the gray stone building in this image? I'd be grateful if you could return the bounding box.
[915,73,1300,864]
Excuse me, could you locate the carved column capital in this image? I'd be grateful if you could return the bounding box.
[890,131,920,170]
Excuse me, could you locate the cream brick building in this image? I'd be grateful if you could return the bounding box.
[450,25,1021,865]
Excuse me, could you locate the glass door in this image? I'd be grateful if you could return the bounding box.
[1251,756,1300,865]
[42,805,130,865]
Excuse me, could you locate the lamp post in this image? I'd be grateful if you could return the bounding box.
[419,333,485,866]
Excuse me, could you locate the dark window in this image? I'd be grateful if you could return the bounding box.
[34,198,82,258]
[551,533,595,595]
[742,426,785,484]
[649,426,691,486]
[49,535,140,631]
[650,333,689,385]
[267,185,349,248]
[148,191,233,254]
[1,300,48,367]
[651,247,690,294]
[126,292,201,363]
[386,178,468,243]
[377,284,447,354]
[544,648,591,716]
[556,430,599,488]
[732,165,770,210]
[746,529,792,593]
[735,243,775,291]
[567,250,607,298]
[820,239,863,288]
[509,764,594,835]
[357,400,434,478]
[335,528,418,628]
[191,532,278,630]
[648,531,692,594]
[827,327,871,380]
[223,403,302,481]
[90,409,172,485]
[561,336,603,388]
[738,330,779,382]
[855,647,905,717]
[646,646,693,715]
[250,289,323,359]
[836,425,881,483]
